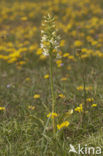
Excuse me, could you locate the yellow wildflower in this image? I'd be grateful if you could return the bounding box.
[63,53,69,58]
[44,74,49,79]
[61,77,67,81]
[76,86,84,91]
[36,48,42,55]
[0,107,5,111]
[57,121,70,130]
[59,94,65,99]
[56,60,62,68]
[86,86,92,91]
[67,23,72,30]
[68,55,75,61]
[39,54,47,60]
[86,98,94,102]
[18,61,26,65]
[28,106,35,110]
[76,86,92,91]
[81,48,87,53]
[91,104,97,107]
[74,40,83,47]
[75,104,83,113]
[91,41,98,46]
[60,40,65,47]
[25,77,30,81]
[47,112,58,119]
[56,60,62,64]
[33,94,40,99]
[21,16,28,21]
[80,54,89,59]
[53,49,57,53]
[43,41,50,46]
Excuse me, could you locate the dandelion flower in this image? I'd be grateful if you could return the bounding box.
[74,40,83,47]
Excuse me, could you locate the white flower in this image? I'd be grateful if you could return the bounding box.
[43,51,49,56]
[41,30,44,34]
[56,53,62,59]
[40,14,60,57]
[41,35,47,42]
[40,43,44,49]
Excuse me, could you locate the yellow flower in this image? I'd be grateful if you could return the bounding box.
[60,40,65,47]
[57,121,70,130]
[39,54,47,60]
[91,104,97,107]
[47,112,58,119]
[0,107,5,111]
[81,48,87,53]
[25,77,30,81]
[59,94,65,99]
[33,94,40,99]
[63,53,69,58]
[68,55,75,61]
[74,40,83,47]
[86,98,94,102]
[56,60,62,67]
[21,16,28,21]
[77,86,92,91]
[0,55,8,60]
[18,61,26,65]
[86,86,92,91]
[67,23,72,30]
[86,36,93,42]
[80,54,89,59]
[36,48,42,55]
[91,41,98,46]
[44,74,49,79]
[76,86,84,91]
[43,41,50,46]
[61,77,67,81]
[53,49,57,53]
[75,104,83,113]
[56,60,62,64]
[28,105,35,110]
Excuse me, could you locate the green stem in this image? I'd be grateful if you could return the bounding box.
[82,64,87,127]
[49,52,55,135]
